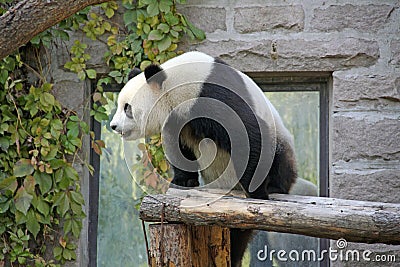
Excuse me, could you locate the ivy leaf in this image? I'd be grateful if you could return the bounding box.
[147,2,159,17]
[157,23,170,33]
[77,70,86,80]
[64,218,72,235]
[70,191,85,205]
[164,13,179,26]
[64,166,79,181]
[14,187,33,215]
[36,198,50,216]
[159,0,172,13]
[15,210,27,225]
[13,159,34,177]
[34,171,52,194]
[0,176,17,195]
[0,137,10,151]
[123,10,136,26]
[53,192,69,217]
[0,199,10,213]
[187,19,206,40]
[26,209,40,239]
[108,70,122,78]
[40,92,55,107]
[148,30,164,41]
[86,69,97,79]
[71,219,81,238]
[104,8,114,18]
[158,36,172,52]
[159,159,169,172]
[53,246,63,260]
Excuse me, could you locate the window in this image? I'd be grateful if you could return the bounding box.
[89,86,148,267]
[88,72,331,266]
[247,72,331,267]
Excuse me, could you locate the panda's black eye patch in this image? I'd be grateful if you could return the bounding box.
[124,103,133,119]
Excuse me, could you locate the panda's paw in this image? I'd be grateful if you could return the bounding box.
[171,177,199,187]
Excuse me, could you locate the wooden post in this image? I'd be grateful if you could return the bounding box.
[148,223,230,266]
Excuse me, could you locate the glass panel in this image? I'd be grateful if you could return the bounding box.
[264,91,320,188]
[246,91,321,267]
[97,94,147,267]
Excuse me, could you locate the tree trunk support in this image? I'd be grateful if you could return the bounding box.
[148,223,230,267]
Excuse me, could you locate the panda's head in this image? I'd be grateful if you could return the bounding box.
[110,52,215,141]
[110,64,168,140]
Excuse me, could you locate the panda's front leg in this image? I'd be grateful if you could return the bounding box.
[170,141,200,188]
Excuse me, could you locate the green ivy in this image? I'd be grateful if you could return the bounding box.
[0,0,204,265]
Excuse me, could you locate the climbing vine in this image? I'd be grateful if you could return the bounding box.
[0,0,204,266]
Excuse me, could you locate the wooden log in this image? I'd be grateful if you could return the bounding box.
[148,223,230,266]
[139,188,400,245]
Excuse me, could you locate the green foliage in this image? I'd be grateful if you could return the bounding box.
[1,0,204,265]
[0,77,88,265]
[63,0,205,180]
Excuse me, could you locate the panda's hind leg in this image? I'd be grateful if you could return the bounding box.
[231,229,253,267]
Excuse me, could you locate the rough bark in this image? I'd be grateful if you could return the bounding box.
[149,224,230,266]
[139,188,400,245]
[0,0,111,59]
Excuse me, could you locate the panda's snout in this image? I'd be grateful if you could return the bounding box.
[110,123,121,134]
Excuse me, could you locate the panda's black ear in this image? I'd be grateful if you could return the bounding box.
[144,64,166,89]
[128,67,142,80]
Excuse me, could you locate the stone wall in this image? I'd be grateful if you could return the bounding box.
[179,0,400,266]
[48,0,399,266]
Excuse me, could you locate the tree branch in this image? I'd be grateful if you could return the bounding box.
[0,0,111,59]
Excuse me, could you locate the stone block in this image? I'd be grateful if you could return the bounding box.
[234,5,304,33]
[389,39,400,67]
[330,168,400,203]
[333,72,400,111]
[310,4,395,33]
[177,6,226,33]
[53,80,86,115]
[332,113,400,162]
[193,38,379,71]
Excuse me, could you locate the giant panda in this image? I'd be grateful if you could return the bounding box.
[110,51,297,266]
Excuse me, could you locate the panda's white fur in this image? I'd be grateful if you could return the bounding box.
[110,51,297,267]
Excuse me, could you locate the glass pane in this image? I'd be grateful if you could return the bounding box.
[246,91,321,267]
[264,91,320,188]
[97,94,147,267]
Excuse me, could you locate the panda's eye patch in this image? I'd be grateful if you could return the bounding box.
[124,103,133,119]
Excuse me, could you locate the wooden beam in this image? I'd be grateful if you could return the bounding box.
[139,188,400,245]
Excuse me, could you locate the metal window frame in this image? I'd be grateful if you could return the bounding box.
[89,84,122,267]
[88,72,332,266]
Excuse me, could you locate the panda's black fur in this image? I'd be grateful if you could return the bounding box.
[128,55,297,267]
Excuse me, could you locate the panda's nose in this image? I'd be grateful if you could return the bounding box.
[111,124,117,131]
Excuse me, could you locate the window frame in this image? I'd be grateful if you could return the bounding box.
[89,83,122,267]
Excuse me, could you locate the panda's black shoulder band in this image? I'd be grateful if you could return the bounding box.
[144,64,166,86]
